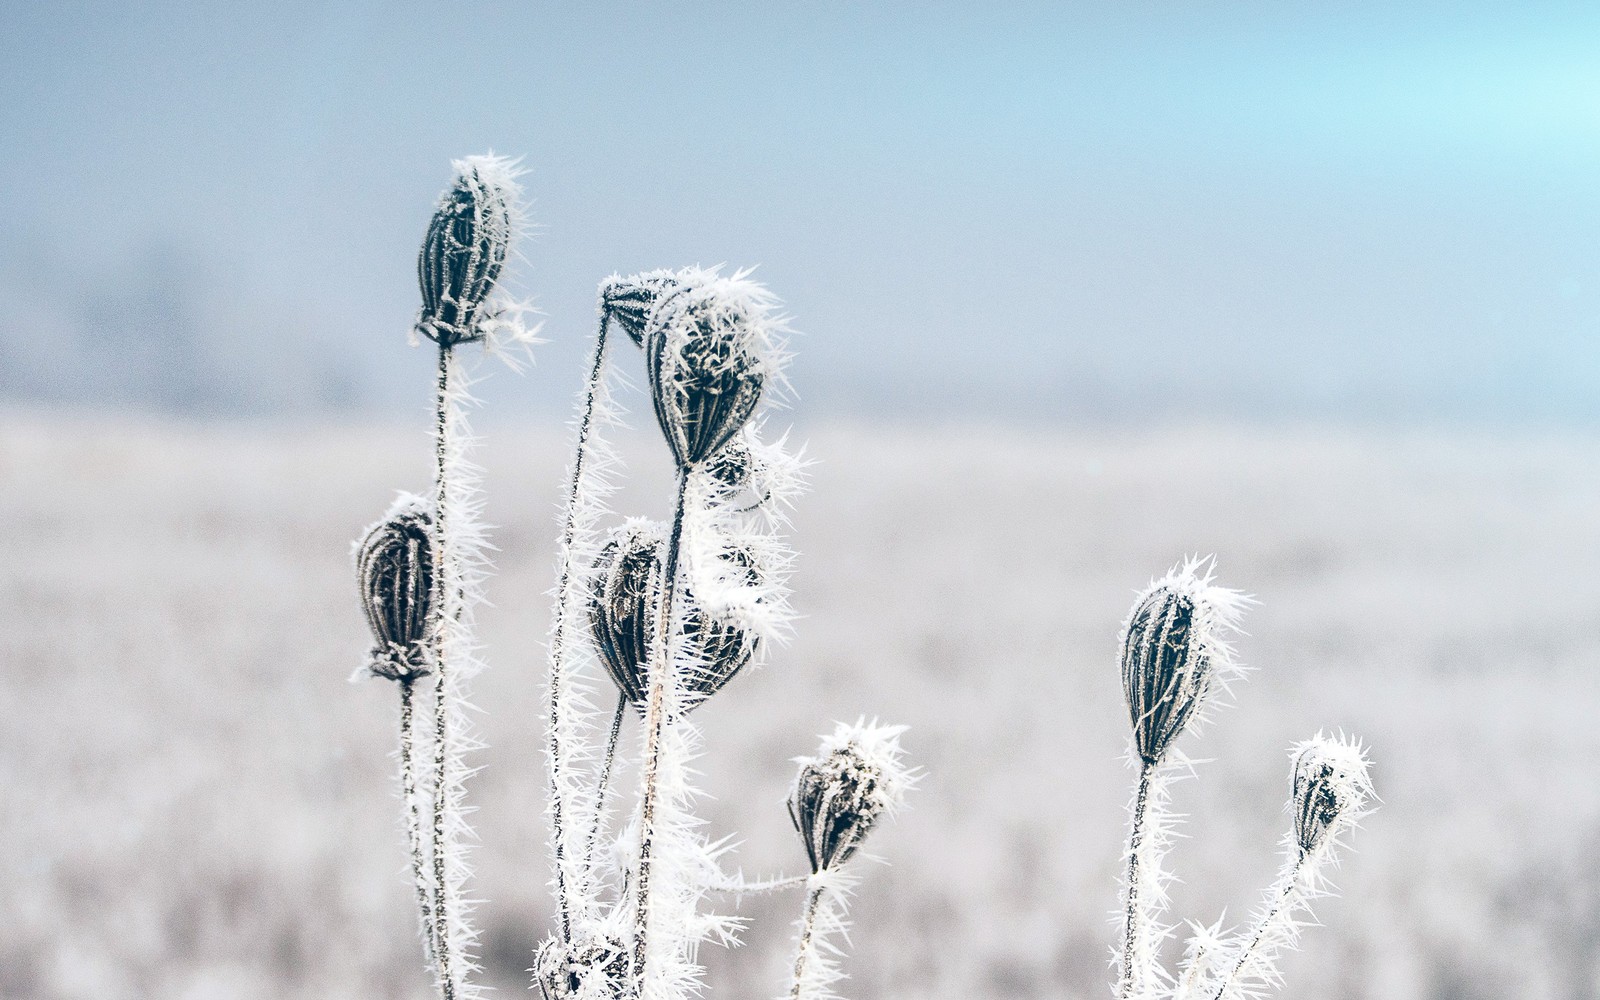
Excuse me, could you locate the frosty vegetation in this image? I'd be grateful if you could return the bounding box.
[352,156,915,1000]
[349,155,1374,1000]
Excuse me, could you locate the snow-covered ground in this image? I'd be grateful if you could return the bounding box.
[2,415,1596,1000]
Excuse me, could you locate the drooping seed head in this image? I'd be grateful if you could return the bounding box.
[354,494,434,682]
[588,521,665,705]
[1291,733,1373,854]
[644,267,788,469]
[788,719,915,873]
[533,933,628,1000]
[416,154,522,348]
[1120,557,1248,765]
[598,269,681,346]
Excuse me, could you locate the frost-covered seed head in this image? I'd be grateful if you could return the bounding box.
[644,268,785,469]
[588,523,664,706]
[355,495,434,682]
[416,155,521,347]
[1120,558,1246,765]
[788,720,914,873]
[598,269,680,347]
[1292,735,1373,854]
[533,933,629,1000]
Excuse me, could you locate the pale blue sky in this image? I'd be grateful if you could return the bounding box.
[2,2,1597,422]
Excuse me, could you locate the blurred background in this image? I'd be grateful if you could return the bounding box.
[2,3,1598,999]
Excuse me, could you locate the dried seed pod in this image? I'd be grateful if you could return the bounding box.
[533,933,628,1000]
[1120,559,1246,765]
[588,524,664,705]
[1291,735,1373,854]
[644,270,782,469]
[788,721,914,873]
[355,495,434,682]
[598,269,681,347]
[416,156,520,347]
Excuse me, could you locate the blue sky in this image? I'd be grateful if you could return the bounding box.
[2,2,1597,422]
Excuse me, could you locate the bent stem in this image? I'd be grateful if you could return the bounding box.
[631,467,691,983]
[399,679,438,967]
[788,881,827,1000]
[585,693,627,868]
[1209,851,1313,1000]
[548,312,613,941]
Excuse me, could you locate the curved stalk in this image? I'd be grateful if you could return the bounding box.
[787,882,827,1000]
[584,693,627,868]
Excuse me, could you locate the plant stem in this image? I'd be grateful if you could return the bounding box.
[1121,762,1156,1000]
[548,312,611,942]
[429,343,458,1000]
[585,693,627,869]
[631,467,691,983]
[1208,852,1311,1000]
[788,881,827,1000]
[400,679,438,967]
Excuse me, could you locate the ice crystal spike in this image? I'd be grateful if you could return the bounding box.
[534,934,628,1000]
[355,494,434,682]
[644,270,780,469]
[416,156,519,347]
[1292,735,1373,854]
[588,523,664,705]
[598,269,680,347]
[788,721,913,873]
[1120,559,1245,765]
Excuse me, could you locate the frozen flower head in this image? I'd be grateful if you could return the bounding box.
[598,269,680,347]
[789,720,915,873]
[588,521,665,706]
[354,494,434,683]
[533,932,628,1000]
[1120,558,1247,765]
[1291,734,1373,854]
[415,154,523,348]
[643,267,788,470]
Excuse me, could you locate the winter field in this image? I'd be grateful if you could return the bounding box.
[1,414,1597,1000]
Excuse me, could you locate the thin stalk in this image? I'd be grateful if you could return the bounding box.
[1121,763,1157,1000]
[548,312,612,941]
[429,343,458,1000]
[399,680,439,967]
[787,882,827,1000]
[631,467,691,982]
[1208,853,1311,1000]
[584,693,627,868]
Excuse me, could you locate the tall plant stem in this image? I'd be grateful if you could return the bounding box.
[399,679,438,967]
[1121,762,1157,1000]
[429,343,458,1000]
[585,693,627,867]
[548,312,611,941]
[1208,853,1311,1000]
[787,881,827,1000]
[631,467,691,982]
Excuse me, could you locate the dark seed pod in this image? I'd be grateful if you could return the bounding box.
[416,157,516,347]
[788,723,911,873]
[599,269,681,347]
[645,288,766,470]
[1291,736,1372,854]
[588,526,663,705]
[534,933,629,1000]
[355,496,434,682]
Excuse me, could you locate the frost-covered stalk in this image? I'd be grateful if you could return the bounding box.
[1203,736,1373,1000]
[1117,559,1245,1000]
[412,154,527,1000]
[785,721,915,1000]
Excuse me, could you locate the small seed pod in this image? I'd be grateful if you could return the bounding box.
[416,156,519,347]
[1120,559,1246,765]
[355,495,434,683]
[588,524,665,705]
[1291,735,1373,854]
[678,546,763,704]
[788,721,914,873]
[534,933,629,1000]
[644,271,781,469]
[598,269,681,347]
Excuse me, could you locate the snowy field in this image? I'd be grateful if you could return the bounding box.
[1,414,1597,1000]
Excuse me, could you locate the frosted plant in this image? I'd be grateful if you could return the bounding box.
[353,154,532,1000]
[1110,559,1376,1000]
